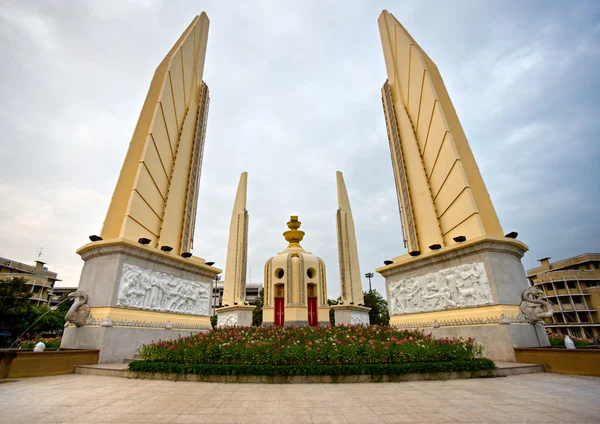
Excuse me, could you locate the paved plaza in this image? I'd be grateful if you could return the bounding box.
[1,373,599,423]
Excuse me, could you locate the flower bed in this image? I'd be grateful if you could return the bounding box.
[19,337,61,349]
[548,335,591,348]
[130,326,494,377]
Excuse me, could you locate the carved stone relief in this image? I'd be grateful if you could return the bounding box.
[349,310,370,326]
[218,311,238,327]
[388,262,493,315]
[116,263,210,315]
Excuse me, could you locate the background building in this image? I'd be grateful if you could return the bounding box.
[527,254,600,338]
[211,280,261,316]
[48,286,78,309]
[0,257,60,306]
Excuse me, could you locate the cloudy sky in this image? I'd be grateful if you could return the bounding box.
[0,0,598,296]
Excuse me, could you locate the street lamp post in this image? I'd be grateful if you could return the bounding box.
[365,272,374,292]
[213,275,221,316]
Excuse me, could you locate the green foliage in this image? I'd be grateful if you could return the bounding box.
[327,298,339,325]
[548,334,591,347]
[0,277,33,334]
[363,289,390,325]
[136,325,487,367]
[210,315,217,329]
[0,279,74,346]
[252,288,264,326]
[19,337,62,349]
[129,358,495,377]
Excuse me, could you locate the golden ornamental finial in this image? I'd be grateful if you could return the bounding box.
[283,216,305,248]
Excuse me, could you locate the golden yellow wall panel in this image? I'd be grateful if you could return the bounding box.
[135,168,166,216]
[433,165,469,215]
[159,85,179,146]
[422,106,449,175]
[441,219,481,244]
[128,191,162,235]
[379,10,504,250]
[416,74,437,152]
[439,189,478,234]
[122,216,157,241]
[195,25,208,84]
[394,30,410,104]
[100,14,210,255]
[407,46,426,126]
[169,54,186,127]
[379,26,396,87]
[428,136,461,197]
[149,117,174,172]
[141,140,169,197]
[181,38,195,106]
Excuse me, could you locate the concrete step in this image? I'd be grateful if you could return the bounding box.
[122,354,142,364]
[494,362,544,376]
[75,361,544,381]
[75,363,130,378]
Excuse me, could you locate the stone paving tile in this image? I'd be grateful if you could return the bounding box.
[171,415,211,424]
[240,415,277,424]
[276,413,312,423]
[1,373,600,424]
[205,415,245,424]
[311,415,350,423]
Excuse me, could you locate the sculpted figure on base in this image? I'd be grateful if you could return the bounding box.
[518,287,554,325]
[64,290,90,327]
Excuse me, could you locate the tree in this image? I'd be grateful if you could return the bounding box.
[327,298,340,325]
[252,288,264,326]
[0,280,76,346]
[363,289,390,325]
[0,277,33,339]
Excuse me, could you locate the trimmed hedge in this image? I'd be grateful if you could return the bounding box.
[128,358,495,377]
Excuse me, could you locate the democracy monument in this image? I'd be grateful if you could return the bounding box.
[60,10,550,364]
[61,13,221,363]
[376,11,549,361]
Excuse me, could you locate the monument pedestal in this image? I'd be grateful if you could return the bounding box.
[60,239,220,363]
[331,305,371,326]
[377,236,550,362]
[216,305,255,327]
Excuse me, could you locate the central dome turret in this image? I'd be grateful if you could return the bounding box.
[263,216,329,327]
[283,216,305,248]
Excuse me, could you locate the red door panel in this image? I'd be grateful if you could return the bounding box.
[275,298,284,327]
[308,297,317,327]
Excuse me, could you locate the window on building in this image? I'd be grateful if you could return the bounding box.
[572,329,581,338]
[585,263,591,270]
[555,281,565,289]
[559,297,571,304]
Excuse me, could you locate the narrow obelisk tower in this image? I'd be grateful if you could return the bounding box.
[61,13,221,363]
[217,172,254,326]
[376,10,549,361]
[331,171,370,325]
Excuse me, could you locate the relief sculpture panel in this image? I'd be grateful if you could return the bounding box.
[116,263,210,315]
[388,262,493,315]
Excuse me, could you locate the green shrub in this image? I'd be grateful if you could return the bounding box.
[128,358,495,377]
[548,335,590,347]
[19,337,61,349]
[136,325,486,366]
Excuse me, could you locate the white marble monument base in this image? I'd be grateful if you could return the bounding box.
[377,237,550,361]
[331,305,371,326]
[216,305,255,327]
[62,324,207,363]
[60,238,220,363]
